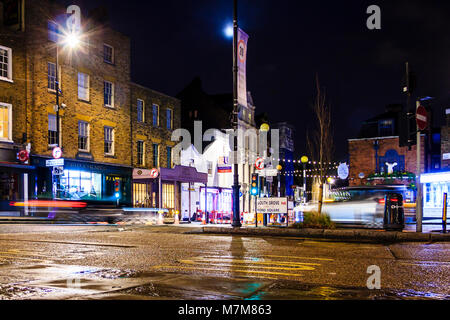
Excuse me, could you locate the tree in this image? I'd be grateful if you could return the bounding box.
[307,75,334,214]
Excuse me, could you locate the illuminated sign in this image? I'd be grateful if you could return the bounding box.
[46,159,65,167]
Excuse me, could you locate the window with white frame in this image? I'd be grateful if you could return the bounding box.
[78,121,89,152]
[166,108,173,130]
[104,126,114,156]
[0,45,12,82]
[137,140,145,166]
[0,103,12,141]
[152,143,159,167]
[104,81,114,107]
[78,72,90,101]
[137,99,145,123]
[103,44,114,64]
[48,114,58,146]
[152,104,159,127]
[48,62,57,91]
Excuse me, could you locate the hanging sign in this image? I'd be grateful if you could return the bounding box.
[237,28,249,107]
[338,163,349,180]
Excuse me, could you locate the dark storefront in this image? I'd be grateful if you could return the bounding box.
[32,156,133,207]
[0,144,35,215]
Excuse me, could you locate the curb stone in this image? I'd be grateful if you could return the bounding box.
[199,227,450,243]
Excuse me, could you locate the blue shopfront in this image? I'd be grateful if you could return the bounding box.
[32,156,133,206]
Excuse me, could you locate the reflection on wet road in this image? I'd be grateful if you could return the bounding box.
[0,225,448,300]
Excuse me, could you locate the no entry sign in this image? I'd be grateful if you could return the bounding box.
[416,105,428,131]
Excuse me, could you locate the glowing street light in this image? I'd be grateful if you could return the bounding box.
[63,32,81,49]
[224,24,233,38]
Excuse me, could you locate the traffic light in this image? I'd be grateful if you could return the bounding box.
[398,111,417,148]
[250,174,259,196]
[114,180,121,199]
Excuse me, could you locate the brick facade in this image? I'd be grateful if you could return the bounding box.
[0,0,180,205]
[131,83,180,169]
[348,136,425,186]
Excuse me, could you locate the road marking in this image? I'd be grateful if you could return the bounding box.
[263,255,334,261]
[180,260,316,271]
[153,265,305,278]
[150,253,326,280]
[189,257,319,268]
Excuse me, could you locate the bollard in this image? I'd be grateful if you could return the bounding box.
[174,212,180,225]
[443,193,448,234]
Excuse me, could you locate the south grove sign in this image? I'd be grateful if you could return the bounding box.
[256,197,288,214]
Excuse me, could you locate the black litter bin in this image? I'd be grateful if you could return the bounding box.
[384,193,405,231]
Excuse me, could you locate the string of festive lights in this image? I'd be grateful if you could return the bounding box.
[270,158,341,166]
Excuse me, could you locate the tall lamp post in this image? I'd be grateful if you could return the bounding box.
[301,156,309,204]
[231,0,241,228]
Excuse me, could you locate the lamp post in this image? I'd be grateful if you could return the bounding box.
[231,0,241,228]
[301,156,309,204]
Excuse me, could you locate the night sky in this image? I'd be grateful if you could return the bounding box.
[62,0,450,161]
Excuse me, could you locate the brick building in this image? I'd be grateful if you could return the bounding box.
[0,0,181,211]
[347,104,437,201]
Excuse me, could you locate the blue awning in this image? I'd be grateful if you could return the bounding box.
[0,162,35,170]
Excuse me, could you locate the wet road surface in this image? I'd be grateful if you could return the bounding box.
[0,225,448,300]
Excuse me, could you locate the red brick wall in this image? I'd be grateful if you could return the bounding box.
[348,136,425,186]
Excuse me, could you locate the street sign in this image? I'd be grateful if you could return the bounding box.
[46,159,64,167]
[52,147,63,159]
[52,166,64,176]
[416,105,428,131]
[254,158,265,170]
[256,169,278,177]
[256,197,288,214]
[150,168,159,179]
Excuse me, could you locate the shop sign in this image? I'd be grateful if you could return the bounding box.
[443,153,450,161]
[46,159,65,167]
[218,156,232,173]
[18,150,29,163]
[338,163,349,180]
[257,197,288,214]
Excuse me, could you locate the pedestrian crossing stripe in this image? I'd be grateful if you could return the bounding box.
[179,260,316,272]
[153,265,305,278]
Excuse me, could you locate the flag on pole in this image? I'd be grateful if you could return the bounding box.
[237,28,249,108]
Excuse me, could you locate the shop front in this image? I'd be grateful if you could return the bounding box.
[0,144,35,216]
[32,156,133,206]
[133,166,208,217]
[421,172,450,220]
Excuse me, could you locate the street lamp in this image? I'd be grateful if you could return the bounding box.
[231,0,241,228]
[301,156,308,204]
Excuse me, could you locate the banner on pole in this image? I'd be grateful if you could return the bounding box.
[237,28,249,108]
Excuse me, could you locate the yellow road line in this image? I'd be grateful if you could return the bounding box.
[153,265,304,278]
[179,260,316,271]
[263,255,334,262]
[192,257,320,267]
